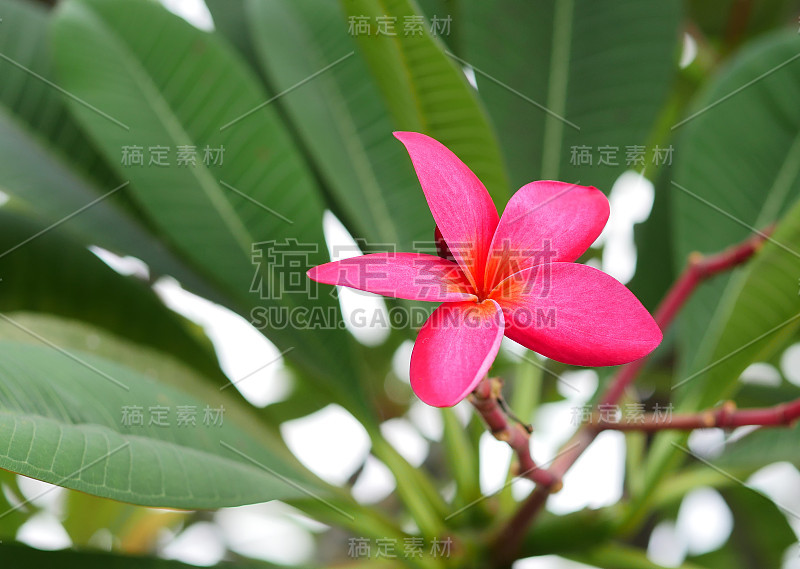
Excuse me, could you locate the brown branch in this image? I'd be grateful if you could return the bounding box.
[601,228,770,407]
[490,227,772,567]
[469,377,559,489]
[594,398,800,432]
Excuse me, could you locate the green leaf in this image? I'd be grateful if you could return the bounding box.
[50,0,368,414]
[0,542,286,568]
[245,0,430,249]
[61,487,185,548]
[0,0,116,186]
[713,422,800,474]
[679,192,800,410]
[440,408,481,510]
[568,543,711,569]
[0,340,318,508]
[369,433,447,538]
[340,0,510,206]
[0,469,32,538]
[455,0,681,193]
[671,31,800,395]
[638,31,800,526]
[204,0,265,77]
[734,378,800,409]
[689,486,796,569]
[629,167,677,312]
[0,208,222,381]
[0,0,209,293]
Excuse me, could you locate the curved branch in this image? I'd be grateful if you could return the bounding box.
[469,376,559,489]
[490,226,772,567]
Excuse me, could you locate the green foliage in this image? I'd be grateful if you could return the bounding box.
[672,32,800,389]
[246,0,430,249]
[341,0,510,206]
[0,341,313,507]
[50,0,367,413]
[453,0,681,193]
[0,0,798,566]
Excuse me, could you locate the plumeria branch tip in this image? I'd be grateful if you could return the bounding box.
[468,377,559,489]
[494,225,774,563]
[601,226,771,407]
[593,397,800,432]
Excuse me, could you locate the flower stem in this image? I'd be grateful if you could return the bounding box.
[469,377,558,489]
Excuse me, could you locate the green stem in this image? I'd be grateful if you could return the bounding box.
[369,433,448,538]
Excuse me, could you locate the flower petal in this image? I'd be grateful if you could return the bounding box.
[490,263,661,366]
[394,132,499,293]
[410,299,504,407]
[307,253,475,302]
[485,181,609,290]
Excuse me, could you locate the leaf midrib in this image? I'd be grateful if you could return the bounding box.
[0,411,305,492]
[540,0,574,180]
[376,0,430,134]
[85,3,254,262]
[279,0,399,244]
[685,126,800,400]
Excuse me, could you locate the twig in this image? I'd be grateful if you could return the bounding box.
[601,228,770,407]
[490,227,771,567]
[469,377,559,489]
[594,397,800,431]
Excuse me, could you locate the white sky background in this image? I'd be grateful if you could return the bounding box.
[8,4,800,567]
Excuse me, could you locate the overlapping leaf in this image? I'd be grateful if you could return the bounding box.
[644,32,800,517]
[0,208,222,380]
[671,32,800,407]
[0,0,206,291]
[454,0,681,193]
[245,0,428,249]
[0,341,316,508]
[340,0,510,207]
[50,0,366,412]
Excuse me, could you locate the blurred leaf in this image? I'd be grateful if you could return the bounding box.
[568,543,710,569]
[688,0,799,49]
[340,0,510,206]
[0,0,116,186]
[629,167,676,312]
[640,31,800,523]
[204,0,265,76]
[369,433,447,537]
[0,341,319,508]
[520,508,616,557]
[0,469,32,538]
[679,190,800,410]
[62,488,185,550]
[689,486,796,569]
[412,0,458,55]
[0,0,210,294]
[0,542,287,568]
[672,31,800,396]
[51,0,369,414]
[734,380,800,409]
[455,0,681,193]
[713,422,800,473]
[0,208,222,381]
[246,0,430,249]
[440,407,481,510]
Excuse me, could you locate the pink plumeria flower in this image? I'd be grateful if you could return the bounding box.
[308,132,662,407]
